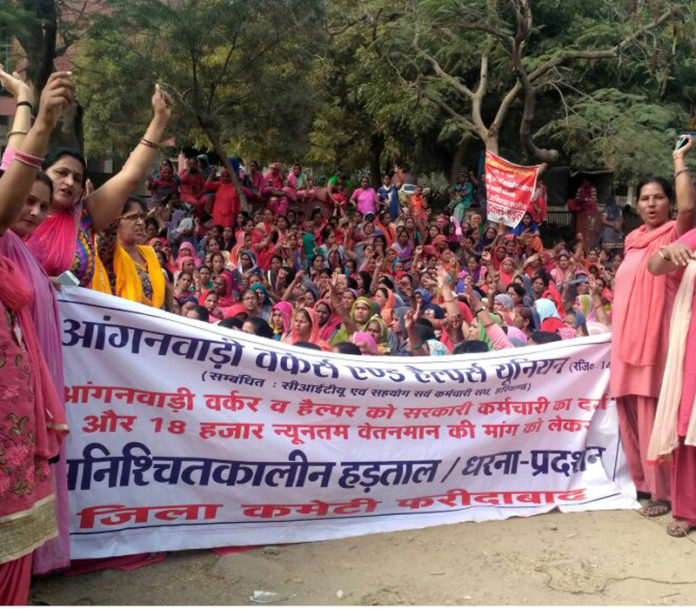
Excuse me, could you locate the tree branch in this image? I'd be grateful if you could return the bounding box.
[492,4,676,151]
[529,5,675,83]
[208,30,240,112]
[510,0,560,163]
[421,89,478,135]
[326,14,368,36]
[412,25,474,100]
[327,10,403,36]
[471,52,489,134]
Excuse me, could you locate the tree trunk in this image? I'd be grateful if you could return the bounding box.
[449,137,469,183]
[16,0,84,149]
[369,133,383,186]
[17,0,56,93]
[485,134,499,155]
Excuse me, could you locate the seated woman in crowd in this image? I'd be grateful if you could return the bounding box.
[147,158,180,204]
[94,197,166,308]
[284,306,331,350]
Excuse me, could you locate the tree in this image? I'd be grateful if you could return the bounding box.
[379,0,683,164]
[0,0,105,148]
[76,0,324,205]
[537,90,686,183]
[310,0,462,183]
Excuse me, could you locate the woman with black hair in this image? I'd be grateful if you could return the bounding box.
[611,138,695,518]
[0,67,73,603]
[7,84,173,287]
[94,197,167,308]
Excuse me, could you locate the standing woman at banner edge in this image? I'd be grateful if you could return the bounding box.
[646,224,696,537]
[609,136,695,517]
[0,65,73,575]
[0,171,72,576]
[0,71,73,606]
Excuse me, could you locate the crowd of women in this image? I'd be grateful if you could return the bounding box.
[2,63,696,604]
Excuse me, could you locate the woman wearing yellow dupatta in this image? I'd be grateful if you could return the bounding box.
[94,198,166,308]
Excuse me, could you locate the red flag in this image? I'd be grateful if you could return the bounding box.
[484,150,541,228]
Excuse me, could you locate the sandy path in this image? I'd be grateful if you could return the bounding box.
[31,508,696,605]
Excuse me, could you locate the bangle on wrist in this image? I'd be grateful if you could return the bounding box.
[675,167,690,179]
[16,100,33,112]
[13,150,44,169]
[139,137,159,149]
[14,156,42,169]
[7,130,29,137]
[659,246,671,261]
[474,307,484,315]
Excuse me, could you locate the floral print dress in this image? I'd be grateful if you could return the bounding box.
[0,301,56,564]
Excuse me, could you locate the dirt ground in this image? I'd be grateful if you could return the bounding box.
[31,507,696,606]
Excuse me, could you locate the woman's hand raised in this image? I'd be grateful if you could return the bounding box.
[674,134,693,161]
[35,71,75,132]
[0,64,34,104]
[152,83,172,123]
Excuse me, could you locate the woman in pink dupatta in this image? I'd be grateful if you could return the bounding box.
[0,69,72,606]
[175,241,200,268]
[20,85,172,288]
[610,140,695,518]
[0,173,71,575]
[647,229,696,537]
[270,301,293,341]
[315,298,341,343]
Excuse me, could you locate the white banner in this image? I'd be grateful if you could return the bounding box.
[58,288,637,559]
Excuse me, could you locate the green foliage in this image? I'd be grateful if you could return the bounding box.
[374,0,692,167]
[306,0,461,179]
[536,88,686,182]
[45,0,696,189]
[76,0,323,161]
[0,2,35,47]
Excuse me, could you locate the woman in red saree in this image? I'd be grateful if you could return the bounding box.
[207,168,240,228]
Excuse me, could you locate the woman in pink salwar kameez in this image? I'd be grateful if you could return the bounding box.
[0,175,71,576]
[263,162,289,215]
[0,70,72,606]
[610,139,695,518]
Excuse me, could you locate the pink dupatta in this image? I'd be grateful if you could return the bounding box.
[26,204,81,277]
[0,231,70,572]
[0,246,66,452]
[615,221,677,366]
